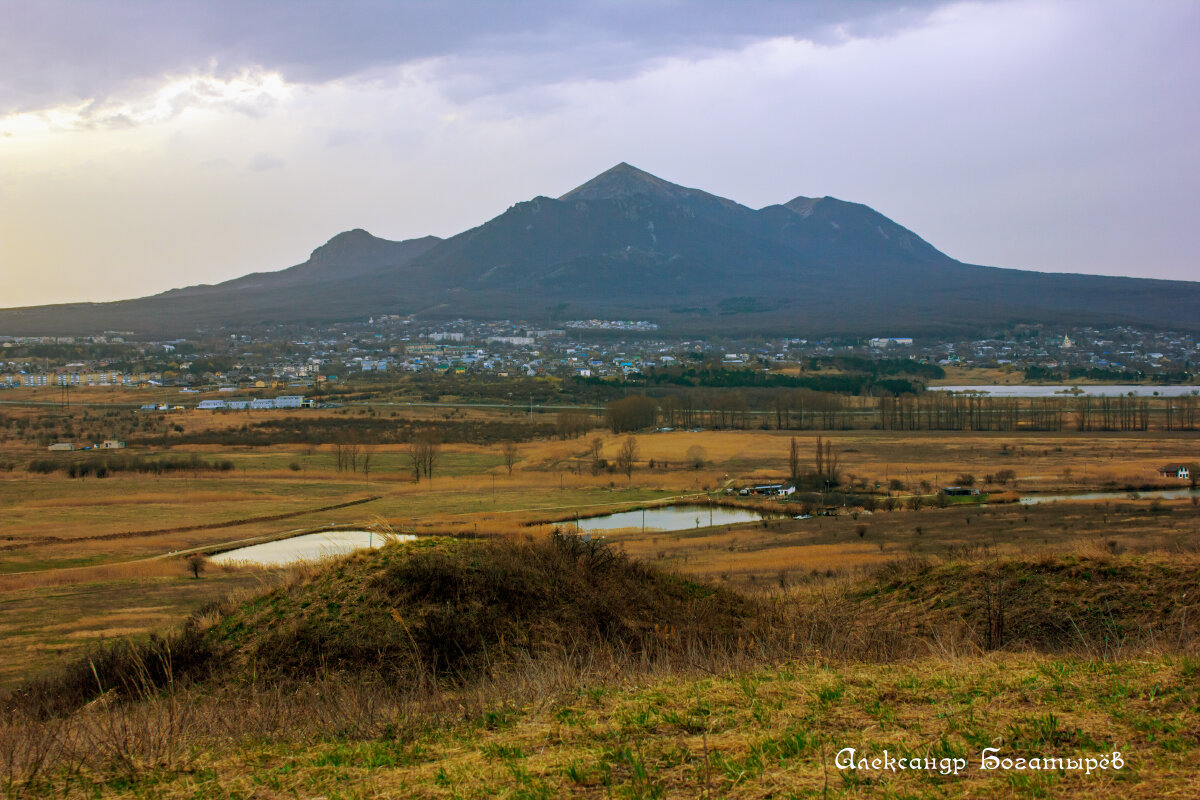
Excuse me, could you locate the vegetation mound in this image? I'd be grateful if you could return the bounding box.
[849,552,1200,654]
[14,544,1198,722]
[13,533,758,716]
[217,532,757,681]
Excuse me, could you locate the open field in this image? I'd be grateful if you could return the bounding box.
[0,400,1198,797]
[3,425,1196,565]
[595,496,1200,588]
[1,412,1197,684]
[0,570,270,688]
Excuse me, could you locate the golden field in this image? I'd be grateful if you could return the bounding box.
[1,402,1197,688]
[0,395,1197,798]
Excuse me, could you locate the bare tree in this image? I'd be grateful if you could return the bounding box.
[555,409,592,439]
[686,444,706,470]
[788,436,801,480]
[616,436,639,483]
[501,440,519,476]
[184,553,208,579]
[660,394,681,428]
[421,436,440,480]
[590,436,604,475]
[814,435,839,487]
[605,395,657,433]
[407,439,425,482]
[361,446,373,481]
[408,433,441,481]
[825,439,840,485]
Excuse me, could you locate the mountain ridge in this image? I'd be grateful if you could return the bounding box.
[1,163,1197,337]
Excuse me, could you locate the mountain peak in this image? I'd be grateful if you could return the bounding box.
[557,163,753,222]
[783,196,821,218]
[558,162,697,203]
[306,228,393,266]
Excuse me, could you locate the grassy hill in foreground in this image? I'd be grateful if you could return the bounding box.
[4,536,1199,797]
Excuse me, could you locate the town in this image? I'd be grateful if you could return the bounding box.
[2,320,1197,395]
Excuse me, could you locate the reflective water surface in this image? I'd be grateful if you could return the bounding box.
[571,504,774,533]
[210,530,416,566]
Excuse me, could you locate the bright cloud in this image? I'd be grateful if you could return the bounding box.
[0,70,290,137]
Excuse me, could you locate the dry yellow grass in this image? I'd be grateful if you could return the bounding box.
[17,490,266,508]
[0,556,252,592]
[2,418,1197,693]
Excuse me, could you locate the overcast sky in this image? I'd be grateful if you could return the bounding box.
[2,0,1197,307]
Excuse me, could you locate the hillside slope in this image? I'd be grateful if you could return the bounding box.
[6,542,1198,798]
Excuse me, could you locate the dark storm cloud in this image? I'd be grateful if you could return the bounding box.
[0,0,957,111]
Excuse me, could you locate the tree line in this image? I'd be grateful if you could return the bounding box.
[27,453,234,479]
[602,389,1200,432]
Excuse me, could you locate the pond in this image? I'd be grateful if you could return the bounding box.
[929,385,1199,398]
[1018,487,1199,505]
[210,530,416,566]
[570,504,775,533]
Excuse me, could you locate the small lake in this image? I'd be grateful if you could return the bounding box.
[210,530,416,566]
[930,385,1199,398]
[1019,487,1199,505]
[571,504,774,533]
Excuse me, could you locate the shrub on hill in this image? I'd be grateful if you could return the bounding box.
[12,540,1198,723]
[222,531,757,682]
[9,533,758,717]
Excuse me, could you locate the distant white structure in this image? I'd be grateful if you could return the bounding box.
[99,439,125,449]
[47,442,75,451]
[197,395,308,410]
[869,337,914,348]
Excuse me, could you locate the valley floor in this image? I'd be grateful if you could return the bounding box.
[1,414,1198,798]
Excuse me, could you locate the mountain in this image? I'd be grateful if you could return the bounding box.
[2,163,1198,337]
[0,231,441,334]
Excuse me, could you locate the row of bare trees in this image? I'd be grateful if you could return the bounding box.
[877,393,1197,432]
[407,436,440,482]
[1073,395,1151,432]
[570,435,642,479]
[333,435,442,482]
[332,441,372,474]
[659,390,851,430]
[787,435,841,488]
[608,390,1200,433]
